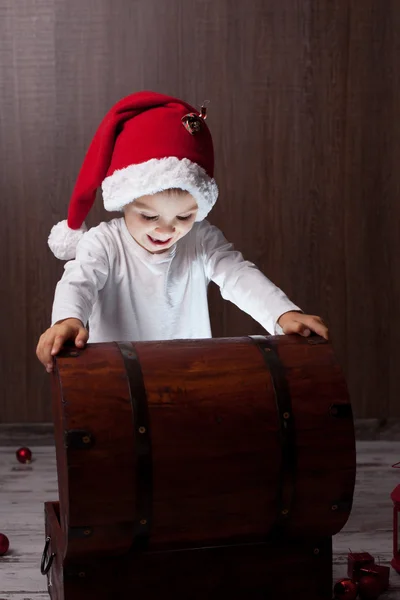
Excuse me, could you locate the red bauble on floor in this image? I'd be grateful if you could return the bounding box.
[16,447,32,464]
[333,578,358,600]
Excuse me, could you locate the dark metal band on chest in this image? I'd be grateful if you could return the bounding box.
[116,341,153,551]
[249,335,297,536]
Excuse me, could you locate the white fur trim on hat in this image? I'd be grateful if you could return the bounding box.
[101,157,218,221]
[48,219,87,260]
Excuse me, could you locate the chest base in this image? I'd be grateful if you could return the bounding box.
[44,501,333,600]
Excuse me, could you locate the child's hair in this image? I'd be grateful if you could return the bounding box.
[124,188,190,211]
[160,188,189,196]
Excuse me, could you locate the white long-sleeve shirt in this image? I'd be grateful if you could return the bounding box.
[51,218,301,342]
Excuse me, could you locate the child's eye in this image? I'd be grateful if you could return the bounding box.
[141,214,158,221]
[177,215,192,221]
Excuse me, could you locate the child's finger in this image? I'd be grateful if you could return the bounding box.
[282,320,304,335]
[315,324,329,339]
[51,335,66,356]
[301,327,311,337]
[75,328,88,348]
[290,322,311,336]
[306,319,329,339]
[38,337,55,366]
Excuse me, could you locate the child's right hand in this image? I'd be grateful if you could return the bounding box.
[36,318,88,373]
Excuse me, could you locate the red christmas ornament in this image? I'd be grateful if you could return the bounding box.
[333,578,358,600]
[0,533,10,556]
[16,447,32,464]
[358,575,382,600]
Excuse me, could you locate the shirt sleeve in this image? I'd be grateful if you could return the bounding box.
[51,227,111,327]
[198,220,302,335]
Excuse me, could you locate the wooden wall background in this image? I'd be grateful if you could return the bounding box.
[0,1,399,422]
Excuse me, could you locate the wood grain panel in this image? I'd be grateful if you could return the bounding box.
[0,0,57,423]
[344,1,400,418]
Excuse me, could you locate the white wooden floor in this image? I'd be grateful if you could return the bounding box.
[1,441,400,599]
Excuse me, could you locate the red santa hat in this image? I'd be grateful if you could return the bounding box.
[48,90,218,259]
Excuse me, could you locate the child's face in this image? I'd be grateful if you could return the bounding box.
[124,191,198,254]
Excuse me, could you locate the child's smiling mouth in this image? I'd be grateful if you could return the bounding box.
[147,235,173,246]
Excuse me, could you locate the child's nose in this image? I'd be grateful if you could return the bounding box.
[156,223,175,234]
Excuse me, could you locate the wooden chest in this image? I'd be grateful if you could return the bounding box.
[42,334,356,599]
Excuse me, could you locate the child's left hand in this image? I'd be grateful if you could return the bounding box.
[277,311,329,340]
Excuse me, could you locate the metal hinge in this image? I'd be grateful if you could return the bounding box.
[64,430,94,449]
